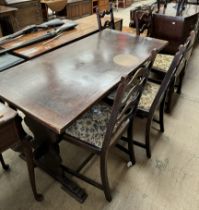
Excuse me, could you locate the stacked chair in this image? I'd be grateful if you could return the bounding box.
[152,31,196,112]
[107,45,187,158]
[134,8,197,112]
[135,45,187,158]
[129,3,199,157]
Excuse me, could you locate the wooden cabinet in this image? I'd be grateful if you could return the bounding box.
[118,0,132,8]
[92,0,109,13]
[82,0,91,16]
[0,5,18,34]
[66,0,92,19]
[0,0,43,31]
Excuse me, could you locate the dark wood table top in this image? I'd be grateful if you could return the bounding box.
[1,15,122,59]
[0,29,167,134]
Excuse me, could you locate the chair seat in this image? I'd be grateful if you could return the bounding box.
[138,81,160,112]
[108,80,159,112]
[65,102,112,149]
[153,54,174,73]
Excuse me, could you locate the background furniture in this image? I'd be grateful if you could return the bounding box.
[0,15,123,59]
[0,5,17,35]
[129,4,155,27]
[135,45,186,158]
[41,0,109,20]
[151,31,196,112]
[130,3,199,54]
[96,3,115,30]
[41,0,68,20]
[92,0,109,13]
[66,0,92,19]
[118,0,132,8]
[0,0,43,31]
[151,12,198,54]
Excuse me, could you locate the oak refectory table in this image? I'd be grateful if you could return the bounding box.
[0,29,167,202]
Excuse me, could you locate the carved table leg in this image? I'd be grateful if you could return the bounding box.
[24,116,87,203]
[0,153,9,170]
[22,136,44,201]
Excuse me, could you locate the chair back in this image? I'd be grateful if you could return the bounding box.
[183,30,196,65]
[102,50,157,150]
[96,3,115,31]
[135,9,153,36]
[149,45,186,119]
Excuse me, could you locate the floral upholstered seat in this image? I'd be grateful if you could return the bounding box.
[65,102,112,149]
[138,81,160,111]
[108,81,160,112]
[153,54,174,73]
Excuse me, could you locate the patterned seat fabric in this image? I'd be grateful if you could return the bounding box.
[138,81,160,111]
[65,103,112,148]
[153,54,174,73]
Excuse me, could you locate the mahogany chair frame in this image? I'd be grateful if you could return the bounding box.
[151,31,196,112]
[61,59,154,201]
[134,45,186,158]
[134,1,169,37]
[135,12,196,112]
[96,3,115,31]
[135,9,153,36]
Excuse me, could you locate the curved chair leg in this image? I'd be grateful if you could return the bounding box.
[177,69,185,94]
[166,80,175,113]
[100,153,112,202]
[159,99,165,133]
[145,119,152,158]
[22,137,43,201]
[0,153,10,170]
[127,119,136,165]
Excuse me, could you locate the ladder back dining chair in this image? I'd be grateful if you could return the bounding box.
[61,60,153,201]
[96,3,115,31]
[151,31,196,112]
[135,45,187,158]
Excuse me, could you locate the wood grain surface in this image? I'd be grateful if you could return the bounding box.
[1,15,123,58]
[0,29,167,134]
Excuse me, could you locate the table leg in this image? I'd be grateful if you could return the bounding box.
[24,116,87,203]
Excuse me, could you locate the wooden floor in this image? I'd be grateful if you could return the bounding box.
[1,1,199,210]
